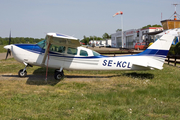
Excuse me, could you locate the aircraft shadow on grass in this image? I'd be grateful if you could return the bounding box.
[2,68,154,86]
[123,72,154,79]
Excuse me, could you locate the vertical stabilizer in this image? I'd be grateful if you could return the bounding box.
[134,34,175,69]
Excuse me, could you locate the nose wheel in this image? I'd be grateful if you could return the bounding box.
[18,69,27,77]
[18,62,33,77]
[54,69,64,80]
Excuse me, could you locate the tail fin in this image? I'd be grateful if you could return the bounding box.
[135,34,175,70]
[139,34,174,57]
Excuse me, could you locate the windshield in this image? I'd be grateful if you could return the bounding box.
[37,40,46,49]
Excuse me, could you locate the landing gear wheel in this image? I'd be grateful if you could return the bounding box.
[54,71,64,80]
[18,69,27,77]
[54,69,64,75]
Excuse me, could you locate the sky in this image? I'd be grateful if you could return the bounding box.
[0,0,180,39]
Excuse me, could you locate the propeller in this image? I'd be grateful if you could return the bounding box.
[5,31,11,60]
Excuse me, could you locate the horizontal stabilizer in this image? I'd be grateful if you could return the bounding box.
[132,62,163,70]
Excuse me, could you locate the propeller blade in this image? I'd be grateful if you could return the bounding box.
[9,31,11,45]
[5,49,10,60]
[5,31,12,60]
[8,49,11,56]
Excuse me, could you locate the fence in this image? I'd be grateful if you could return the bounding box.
[166,55,180,66]
[97,49,140,56]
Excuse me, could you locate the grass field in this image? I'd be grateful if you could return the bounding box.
[0,45,7,53]
[0,58,180,119]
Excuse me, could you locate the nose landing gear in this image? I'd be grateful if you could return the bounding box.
[18,62,33,77]
[18,69,27,77]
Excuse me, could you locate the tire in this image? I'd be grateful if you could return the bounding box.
[18,69,27,77]
[54,71,64,80]
[54,69,59,74]
[54,69,64,74]
[137,48,139,50]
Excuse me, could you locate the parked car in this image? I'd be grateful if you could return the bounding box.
[134,42,147,50]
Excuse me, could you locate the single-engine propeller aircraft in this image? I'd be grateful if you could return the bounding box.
[4,29,180,80]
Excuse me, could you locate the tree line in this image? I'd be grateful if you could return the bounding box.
[0,37,44,45]
[141,24,162,29]
[80,33,111,45]
[0,32,111,45]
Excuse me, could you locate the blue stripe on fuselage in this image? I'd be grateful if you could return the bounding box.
[14,44,169,59]
[136,49,169,58]
[14,44,44,54]
[15,44,35,50]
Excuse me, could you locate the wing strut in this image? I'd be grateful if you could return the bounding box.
[45,42,51,81]
[41,35,52,66]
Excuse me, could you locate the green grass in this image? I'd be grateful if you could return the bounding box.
[0,45,7,53]
[0,58,180,119]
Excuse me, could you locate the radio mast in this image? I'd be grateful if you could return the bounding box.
[172,4,179,20]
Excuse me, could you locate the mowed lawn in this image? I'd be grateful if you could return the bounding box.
[0,58,180,120]
[0,45,7,53]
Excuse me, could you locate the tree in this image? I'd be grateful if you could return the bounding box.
[102,33,111,39]
[142,24,162,29]
[81,36,89,45]
[116,29,122,32]
[20,37,25,43]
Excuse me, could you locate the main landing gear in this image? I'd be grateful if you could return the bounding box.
[18,62,33,77]
[18,62,64,80]
[54,69,64,80]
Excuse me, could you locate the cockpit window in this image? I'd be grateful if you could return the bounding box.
[93,51,100,56]
[37,40,46,49]
[50,45,66,53]
[67,47,77,55]
[80,50,88,56]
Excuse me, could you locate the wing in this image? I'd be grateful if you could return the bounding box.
[46,33,80,47]
[41,33,80,65]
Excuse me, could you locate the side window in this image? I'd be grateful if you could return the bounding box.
[93,51,100,56]
[80,50,88,56]
[67,47,77,55]
[50,44,66,53]
[58,46,66,53]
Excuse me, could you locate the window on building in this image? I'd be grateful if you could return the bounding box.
[137,31,139,37]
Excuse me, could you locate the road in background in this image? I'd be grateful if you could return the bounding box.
[0,53,13,60]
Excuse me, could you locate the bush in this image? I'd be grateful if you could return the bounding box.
[169,45,175,55]
[174,42,180,55]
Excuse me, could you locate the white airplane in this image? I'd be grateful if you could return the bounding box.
[3,29,179,80]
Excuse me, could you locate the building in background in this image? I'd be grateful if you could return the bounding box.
[111,27,163,48]
[89,39,112,47]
